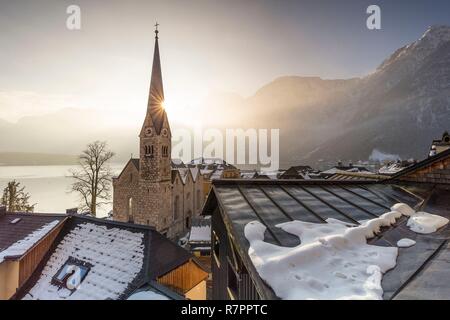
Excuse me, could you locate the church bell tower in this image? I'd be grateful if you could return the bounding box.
[138,23,172,233]
[139,23,172,183]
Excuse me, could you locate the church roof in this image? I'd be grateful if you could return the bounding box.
[146,26,168,135]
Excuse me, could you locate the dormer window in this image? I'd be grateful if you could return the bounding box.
[145,145,154,157]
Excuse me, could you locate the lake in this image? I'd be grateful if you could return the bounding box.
[0,164,125,218]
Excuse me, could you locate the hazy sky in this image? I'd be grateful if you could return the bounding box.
[1,0,450,125]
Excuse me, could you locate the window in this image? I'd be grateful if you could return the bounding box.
[227,259,239,300]
[145,145,154,157]
[174,195,180,220]
[128,197,133,223]
[52,257,92,291]
[162,145,169,157]
[185,215,191,229]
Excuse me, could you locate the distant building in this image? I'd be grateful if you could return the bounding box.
[188,157,241,198]
[429,131,450,157]
[279,165,321,179]
[378,159,416,176]
[320,162,371,178]
[1,210,208,300]
[202,148,450,299]
[112,28,204,239]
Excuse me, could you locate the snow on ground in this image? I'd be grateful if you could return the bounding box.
[244,203,448,300]
[397,239,416,248]
[406,212,449,234]
[0,220,60,263]
[23,222,145,300]
[127,290,169,300]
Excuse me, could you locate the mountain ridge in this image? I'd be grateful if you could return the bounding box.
[1,26,449,168]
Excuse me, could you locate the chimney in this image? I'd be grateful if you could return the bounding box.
[0,205,6,216]
[66,207,78,215]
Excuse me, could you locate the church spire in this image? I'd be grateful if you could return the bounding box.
[146,22,166,134]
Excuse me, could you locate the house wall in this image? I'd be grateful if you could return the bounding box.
[185,280,206,300]
[0,220,64,300]
[157,259,208,299]
[18,220,65,287]
[398,157,450,184]
[211,207,261,300]
[0,260,19,300]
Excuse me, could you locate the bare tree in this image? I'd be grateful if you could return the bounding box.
[1,180,35,213]
[70,141,115,216]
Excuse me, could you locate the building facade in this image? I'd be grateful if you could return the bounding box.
[112,27,204,239]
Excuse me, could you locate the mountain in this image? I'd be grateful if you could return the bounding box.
[1,26,449,168]
[211,25,450,167]
[301,25,450,165]
[0,152,78,166]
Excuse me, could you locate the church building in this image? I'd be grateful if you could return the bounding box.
[112,26,204,239]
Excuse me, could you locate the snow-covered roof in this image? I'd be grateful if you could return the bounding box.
[17,215,198,300]
[0,220,60,264]
[0,213,65,263]
[189,217,211,244]
[189,225,211,243]
[23,222,145,300]
[127,290,169,300]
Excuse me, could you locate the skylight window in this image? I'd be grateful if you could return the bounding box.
[10,218,22,224]
[52,257,92,291]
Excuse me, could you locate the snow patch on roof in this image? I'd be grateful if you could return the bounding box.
[244,212,402,300]
[0,220,60,263]
[397,238,416,248]
[127,290,169,300]
[189,225,211,243]
[244,202,449,300]
[24,222,145,300]
[406,211,449,234]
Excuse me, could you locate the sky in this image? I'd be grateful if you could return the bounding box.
[1,0,450,126]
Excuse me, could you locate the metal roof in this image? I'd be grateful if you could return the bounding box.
[203,179,450,299]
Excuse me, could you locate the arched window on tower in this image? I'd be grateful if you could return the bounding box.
[128,197,133,223]
[174,195,180,220]
[162,145,169,157]
[145,145,154,157]
[186,210,192,229]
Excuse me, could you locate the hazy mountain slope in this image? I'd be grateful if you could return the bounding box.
[1,26,449,168]
[248,25,450,166]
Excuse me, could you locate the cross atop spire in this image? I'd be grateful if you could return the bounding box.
[154,22,159,39]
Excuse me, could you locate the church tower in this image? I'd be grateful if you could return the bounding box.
[137,24,172,233]
[114,24,196,239]
[139,24,171,183]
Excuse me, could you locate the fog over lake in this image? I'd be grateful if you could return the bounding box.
[0,164,125,217]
